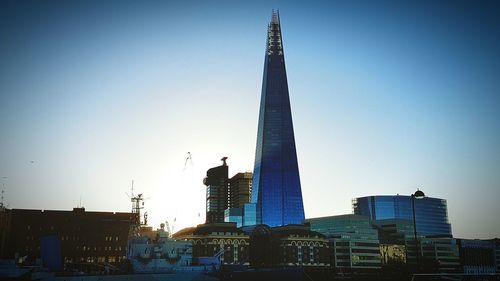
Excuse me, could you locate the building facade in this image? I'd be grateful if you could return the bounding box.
[203,157,229,224]
[251,11,305,227]
[245,224,330,268]
[374,218,459,273]
[373,219,416,245]
[353,195,452,237]
[457,239,497,274]
[380,244,406,266]
[5,208,136,271]
[224,172,253,228]
[496,239,500,273]
[305,214,382,273]
[0,206,11,259]
[172,222,250,265]
[406,237,460,273]
[229,172,252,209]
[224,208,243,228]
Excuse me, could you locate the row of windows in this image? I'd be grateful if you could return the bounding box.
[24,235,120,242]
[352,249,380,254]
[27,225,81,231]
[63,256,126,263]
[81,245,123,251]
[104,236,119,241]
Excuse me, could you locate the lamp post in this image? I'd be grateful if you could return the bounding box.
[411,189,425,272]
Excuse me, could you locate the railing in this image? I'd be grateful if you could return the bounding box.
[411,273,500,281]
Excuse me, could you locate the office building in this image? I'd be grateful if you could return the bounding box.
[229,172,252,209]
[374,218,459,273]
[457,239,497,274]
[203,157,229,224]
[304,214,381,272]
[224,172,253,227]
[353,195,452,237]
[406,237,460,273]
[251,10,305,227]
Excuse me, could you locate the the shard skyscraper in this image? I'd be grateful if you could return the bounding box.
[251,11,305,227]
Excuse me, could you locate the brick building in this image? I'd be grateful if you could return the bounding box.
[4,207,136,271]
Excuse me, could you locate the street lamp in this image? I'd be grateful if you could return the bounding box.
[411,189,425,272]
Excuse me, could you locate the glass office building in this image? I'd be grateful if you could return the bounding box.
[304,215,382,271]
[224,208,243,228]
[251,11,305,227]
[353,195,452,237]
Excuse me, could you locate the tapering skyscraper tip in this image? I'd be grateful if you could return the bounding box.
[267,10,283,56]
[271,9,280,24]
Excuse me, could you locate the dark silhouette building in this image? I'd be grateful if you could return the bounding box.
[4,208,136,271]
[457,239,497,274]
[0,207,11,259]
[245,224,330,267]
[203,157,229,224]
[251,10,305,227]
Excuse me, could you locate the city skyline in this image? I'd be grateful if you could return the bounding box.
[1,0,499,239]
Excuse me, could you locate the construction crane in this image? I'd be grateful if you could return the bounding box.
[183,152,194,171]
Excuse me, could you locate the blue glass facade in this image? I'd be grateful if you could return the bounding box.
[224,207,243,228]
[353,195,452,237]
[251,11,305,227]
[243,203,257,226]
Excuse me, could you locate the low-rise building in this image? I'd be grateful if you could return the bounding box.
[457,239,496,274]
[495,238,500,273]
[244,224,330,267]
[0,206,11,258]
[305,214,381,273]
[406,237,460,273]
[5,207,136,271]
[173,222,250,265]
[374,218,460,273]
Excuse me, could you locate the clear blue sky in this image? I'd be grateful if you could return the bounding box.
[1,0,499,238]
